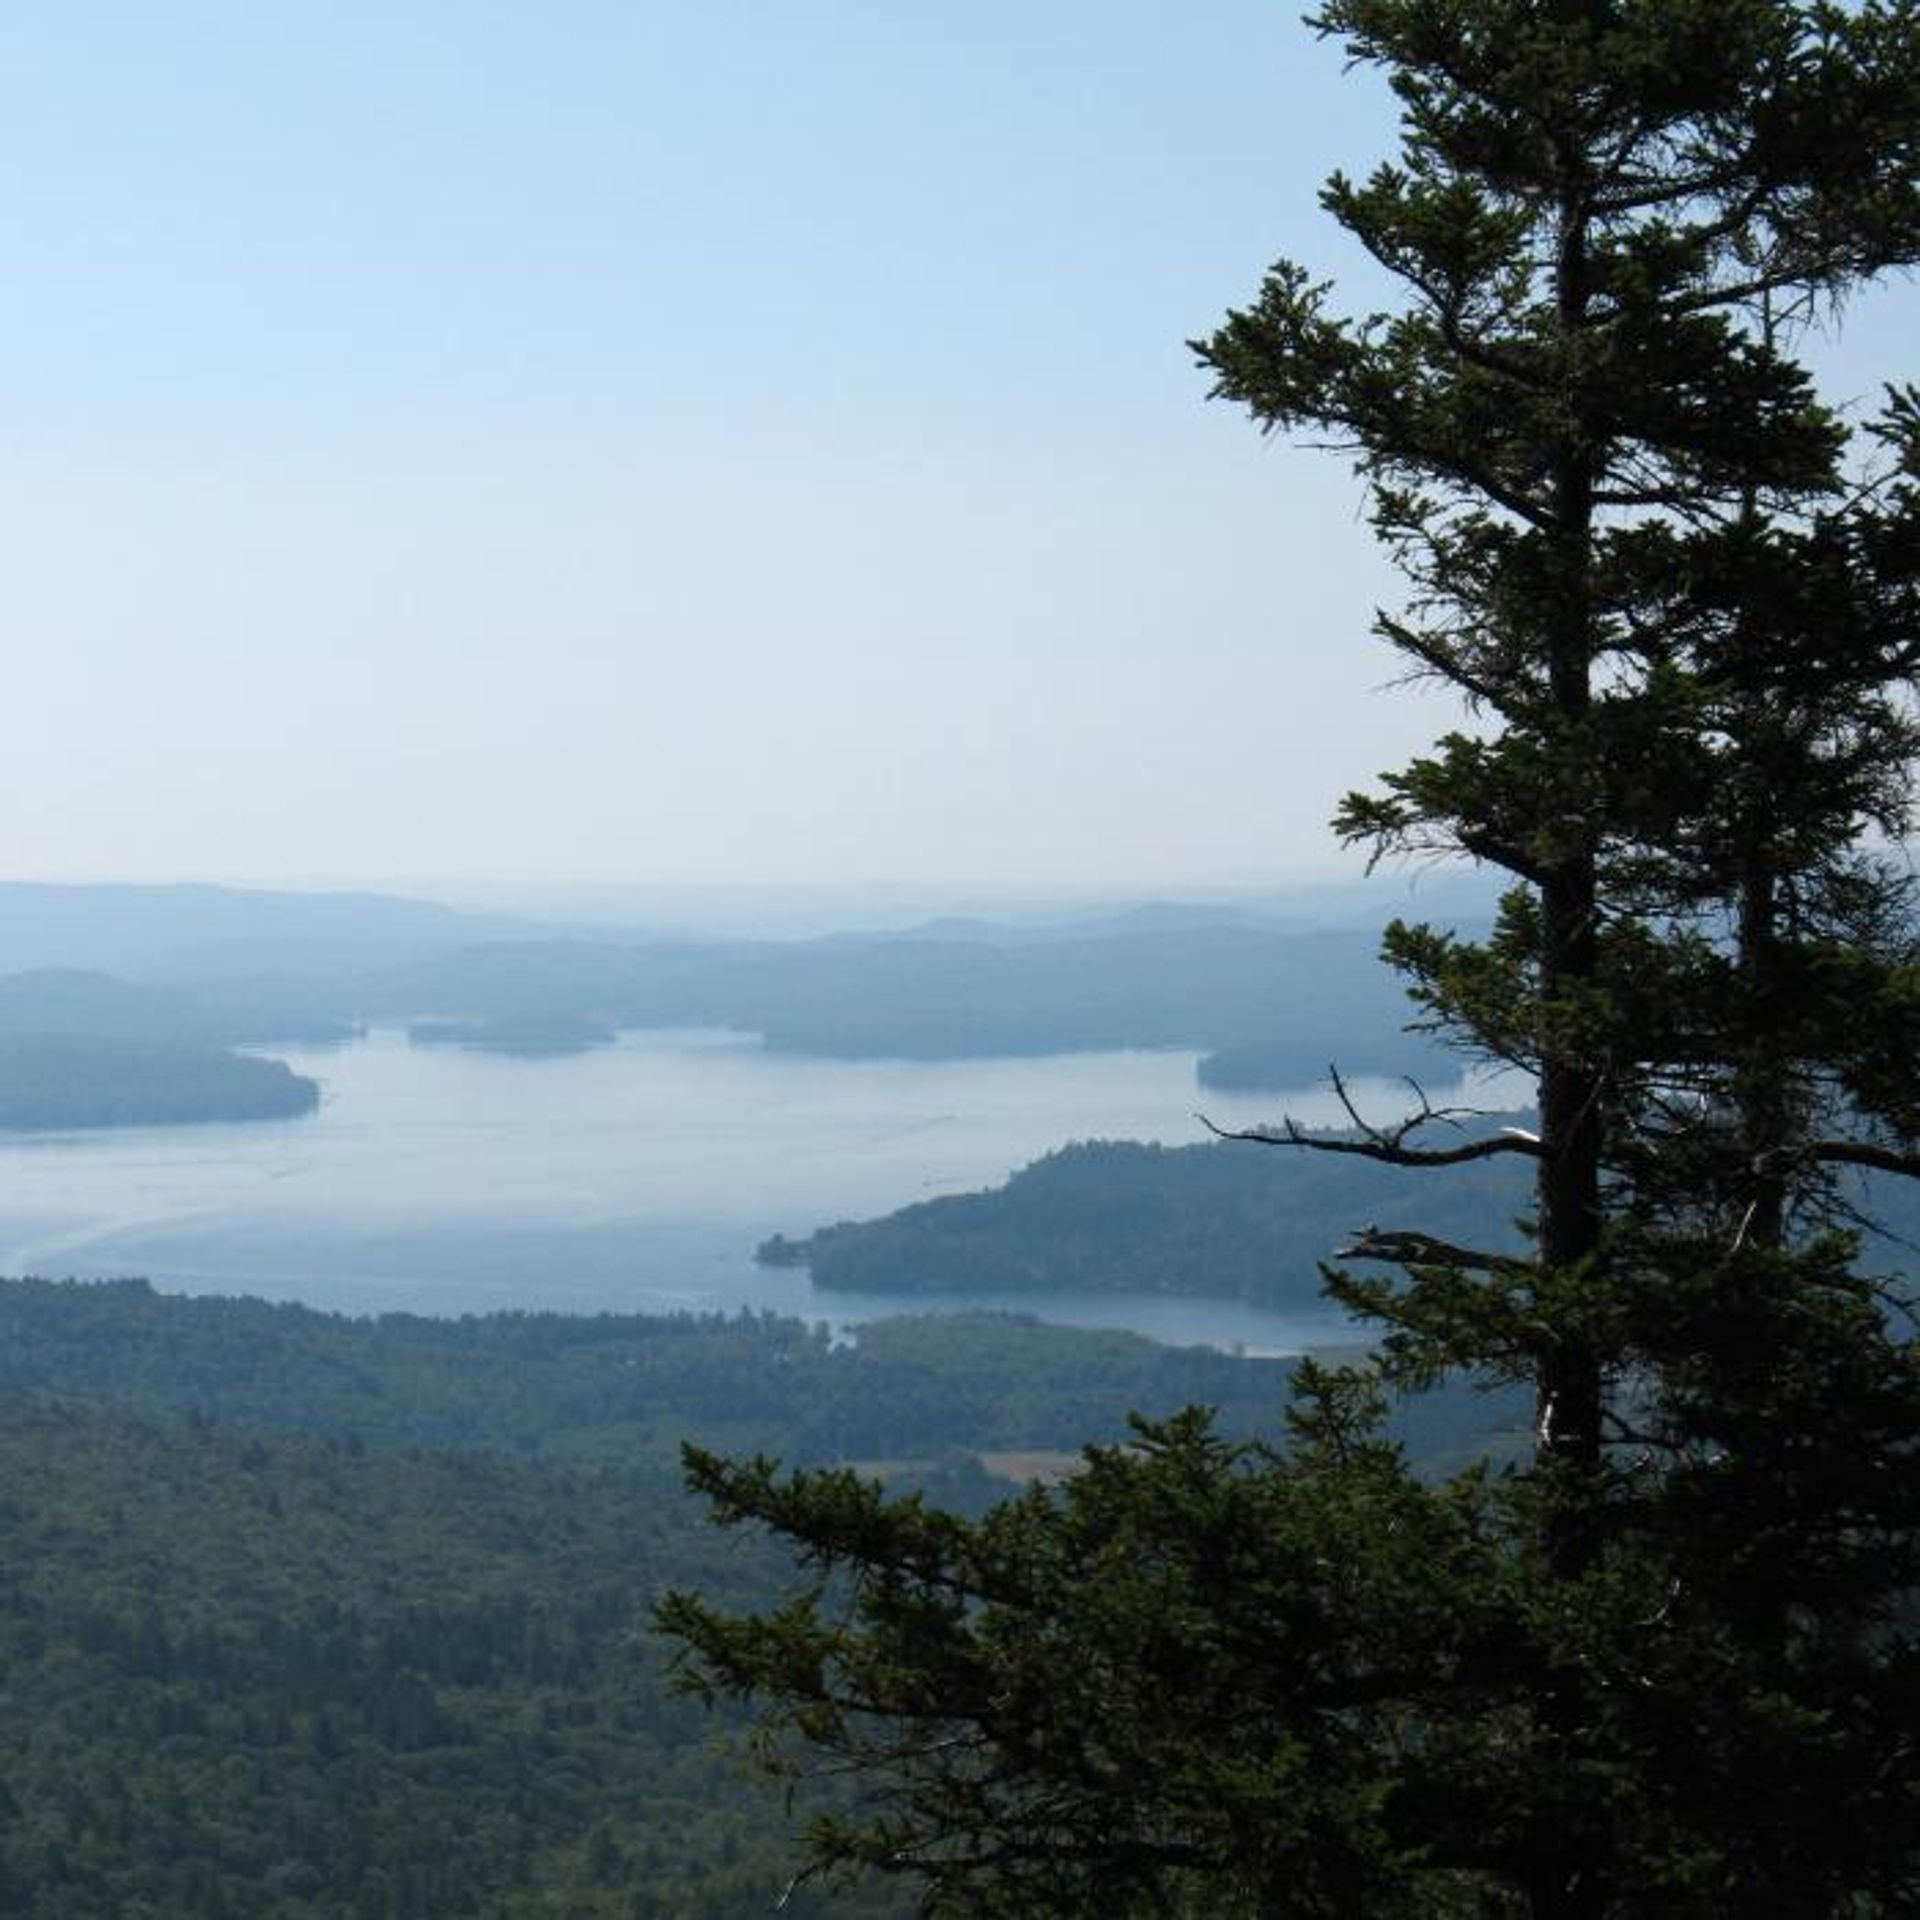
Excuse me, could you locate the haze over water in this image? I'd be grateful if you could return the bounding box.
[0,1028,1445,1352]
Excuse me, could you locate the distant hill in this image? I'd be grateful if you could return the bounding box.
[759,1132,1535,1308]
[0,880,1493,1073]
[408,1011,618,1056]
[0,1032,319,1129]
[0,968,355,1047]
[760,1131,1920,1339]
[1198,1039,1386,1092]
[0,1280,1302,1465]
[875,901,1306,946]
[0,924,1454,1073]
[0,881,542,980]
[363,924,1456,1069]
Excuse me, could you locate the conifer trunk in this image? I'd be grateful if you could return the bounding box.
[1526,160,1610,1920]
[1736,854,1791,1250]
[1536,166,1605,1506]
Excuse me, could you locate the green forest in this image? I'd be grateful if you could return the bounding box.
[761,1132,1920,1318]
[759,1133,1534,1305]
[0,1278,1364,1917]
[6,0,1918,1910]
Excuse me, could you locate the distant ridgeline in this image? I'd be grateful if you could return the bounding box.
[0,904,1467,1079]
[0,1032,318,1130]
[759,1131,1536,1307]
[364,924,1455,1069]
[0,966,357,1049]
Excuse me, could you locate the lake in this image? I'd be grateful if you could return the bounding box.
[0,1028,1465,1351]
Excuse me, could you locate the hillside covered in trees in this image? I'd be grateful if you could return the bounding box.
[761,1131,1534,1305]
[0,1033,318,1130]
[0,1277,1359,1916]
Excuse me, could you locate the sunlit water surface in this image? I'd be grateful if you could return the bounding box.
[0,1029,1492,1352]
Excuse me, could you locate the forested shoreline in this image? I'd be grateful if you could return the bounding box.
[0,1278,1336,1917]
[0,1034,318,1131]
[0,1273,1535,1915]
[759,1133,1534,1305]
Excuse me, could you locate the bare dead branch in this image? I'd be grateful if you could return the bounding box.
[1198,1112,1539,1167]
[1199,1063,1543,1169]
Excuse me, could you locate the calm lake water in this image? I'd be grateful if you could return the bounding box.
[0,1029,1450,1351]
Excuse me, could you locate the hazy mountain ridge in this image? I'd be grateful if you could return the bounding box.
[0,881,543,980]
[0,968,356,1049]
[338,923,1460,1068]
[0,882,1476,1079]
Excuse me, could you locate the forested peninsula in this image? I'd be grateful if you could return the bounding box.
[0,1033,318,1130]
[759,1133,1535,1305]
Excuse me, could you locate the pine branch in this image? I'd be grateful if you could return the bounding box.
[1333,1226,1531,1275]
[1376,611,1521,716]
[1806,1138,1920,1179]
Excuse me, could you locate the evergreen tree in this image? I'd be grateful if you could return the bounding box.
[660,4,1920,1911]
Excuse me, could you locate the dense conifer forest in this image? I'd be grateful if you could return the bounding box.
[0,1277,1343,1916]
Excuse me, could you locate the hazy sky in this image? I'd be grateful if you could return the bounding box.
[5,4,1913,894]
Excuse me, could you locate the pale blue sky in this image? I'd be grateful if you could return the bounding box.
[3,4,1912,893]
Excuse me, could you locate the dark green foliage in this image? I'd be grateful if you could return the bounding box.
[664,4,1920,1912]
[0,1278,1372,1917]
[665,1380,1515,1919]
[0,1278,1301,1468]
[762,1133,1530,1306]
[0,1409,915,1919]
[0,1033,318,1129]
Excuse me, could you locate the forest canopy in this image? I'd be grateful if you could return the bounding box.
[0,1279,1337,1918]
